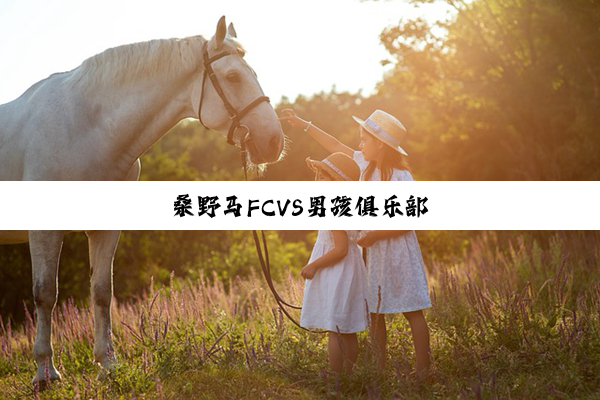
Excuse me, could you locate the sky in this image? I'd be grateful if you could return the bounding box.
[0,0,454,105]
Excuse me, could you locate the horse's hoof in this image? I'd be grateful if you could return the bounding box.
[32,370,62,391]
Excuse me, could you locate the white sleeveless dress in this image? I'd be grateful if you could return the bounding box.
[353,151,432,314]
[300,230,368,333]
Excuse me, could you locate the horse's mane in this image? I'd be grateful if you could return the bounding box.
[71,35,207,91]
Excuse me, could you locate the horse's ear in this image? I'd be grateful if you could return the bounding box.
[228,23,237,38]
[215,16,227,48]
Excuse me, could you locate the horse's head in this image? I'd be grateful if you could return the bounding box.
[199,16,285,165]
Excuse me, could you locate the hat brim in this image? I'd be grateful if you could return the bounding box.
[305,158,347,181]
[352,116,408,156]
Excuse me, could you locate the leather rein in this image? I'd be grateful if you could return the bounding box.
[198,41,271,180]
[252,230,325,333]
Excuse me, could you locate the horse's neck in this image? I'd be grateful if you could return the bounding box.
[106,75,199,163]
[82,38,204,172]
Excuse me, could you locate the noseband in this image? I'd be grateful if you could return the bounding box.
[197,41,270,147]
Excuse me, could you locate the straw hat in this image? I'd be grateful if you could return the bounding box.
[352,109,408,156]
[306,152,360,181]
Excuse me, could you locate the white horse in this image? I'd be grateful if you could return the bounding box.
[0,17,283,180]
[0,230,122,386]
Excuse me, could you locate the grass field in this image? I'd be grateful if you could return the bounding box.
[1,232,599,399]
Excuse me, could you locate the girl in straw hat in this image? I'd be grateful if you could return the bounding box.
[300,152,368,374]
[280,109,412,181]
[280,109,432,378]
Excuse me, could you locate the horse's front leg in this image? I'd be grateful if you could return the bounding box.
[86,230,121,371]
[29,230,65,386]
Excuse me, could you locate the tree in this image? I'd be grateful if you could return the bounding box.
[377,0,600,179]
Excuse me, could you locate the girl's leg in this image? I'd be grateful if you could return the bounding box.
[328,332,343,373]
[370,313,387,370]
[342,334,359,373]
[328,332,359,373]
[403,310,431,375]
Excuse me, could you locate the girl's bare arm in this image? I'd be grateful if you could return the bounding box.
[305,123,355,157]
[302,231,349,279]
[279,109,355,157]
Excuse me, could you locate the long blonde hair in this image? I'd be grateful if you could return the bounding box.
[364,134,411,181]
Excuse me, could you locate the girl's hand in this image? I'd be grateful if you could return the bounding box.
[357,231,380,248]
[279,109,309,129]
[301,264,319,280]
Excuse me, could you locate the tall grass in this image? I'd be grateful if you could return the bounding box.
[0,232,599,399]
[426,232,600,398]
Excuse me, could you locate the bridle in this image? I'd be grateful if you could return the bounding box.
[197,40,270,151]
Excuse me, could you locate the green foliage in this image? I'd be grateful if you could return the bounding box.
[140,119,246,181]
[417,230,471,266]
[0,243,33,324]
[375,0,600,180]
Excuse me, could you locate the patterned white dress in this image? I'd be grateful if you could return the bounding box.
[300,230,369,333]
[353,151,415,181]
[353,151,432,314]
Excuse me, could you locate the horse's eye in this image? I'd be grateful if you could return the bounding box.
[226,73,241,83]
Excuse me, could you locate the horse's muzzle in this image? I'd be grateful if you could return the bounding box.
[237,124,282,165]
